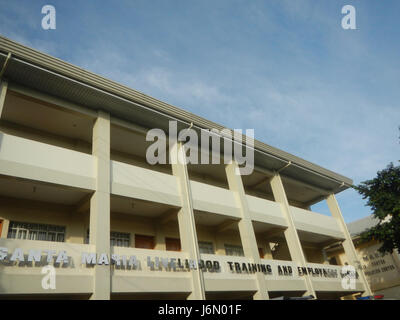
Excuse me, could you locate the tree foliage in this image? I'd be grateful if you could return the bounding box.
[354,162,400,254]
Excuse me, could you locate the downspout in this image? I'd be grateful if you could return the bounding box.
[0,52,11,79]
[276,161,292,173]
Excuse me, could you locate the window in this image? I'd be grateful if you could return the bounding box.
[166,238,181,251]
[85,229,131,247]
[329,256,339,266]
[7,221,65,242]
[224,244,244,257]
[135,234,154,249]
[111,231,130,247]
[198,241,214,254]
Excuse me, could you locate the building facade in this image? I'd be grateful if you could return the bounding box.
[0,36,372,300]
[327,216,400,299]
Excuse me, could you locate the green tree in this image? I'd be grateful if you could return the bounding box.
[354,162,400,254]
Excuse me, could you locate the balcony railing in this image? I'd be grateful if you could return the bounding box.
[247,195,287,227]
[0,238,93,294]
[261,258,307,292]
[200,253,258,292]
[111,160,180,206]
[190,181,240,218]
[0,133,95,190]
[305,262,364,292]
[290,206,344,239]
[0,238,364,295]
[111,246,192,293]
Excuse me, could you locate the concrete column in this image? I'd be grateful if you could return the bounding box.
[0,80,8,118]
[170,142,205,300]
[326,194,373,296]
[130,233,135,248]
[90,110,111,300]
[225,162,269,300]
[0,219,9,238]
[270,173,316,297]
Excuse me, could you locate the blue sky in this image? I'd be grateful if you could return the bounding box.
[0,0,399,222]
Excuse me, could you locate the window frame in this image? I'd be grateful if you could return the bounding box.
[165,237,181,252]
[110,231,130,248]
[7,221,66,243]
[224,244,245,257]
[85,229,131,247]
[198,241,215,254]
[134,234,155,250]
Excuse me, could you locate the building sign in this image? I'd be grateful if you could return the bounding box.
[356,243,400,289]
[0,247,68,265]
[0,247,356,280]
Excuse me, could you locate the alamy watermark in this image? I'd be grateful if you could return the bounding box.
[41,5,56,30]
[146,121,255,175]
[41,265,56,290]
[341,5,356,30]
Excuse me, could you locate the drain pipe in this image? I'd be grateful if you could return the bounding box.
[0,52,11,79]
[276,161,292,173]
[183,122,194,134]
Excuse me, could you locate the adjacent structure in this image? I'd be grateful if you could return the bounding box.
[0,36,372,299]
[328,215,400,299]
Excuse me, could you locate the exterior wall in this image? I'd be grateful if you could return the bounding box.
[111,160,180,207]
[290,206,343,239]
[334,240,400,298]
[0,132,95,191]
[0,121,92,155]
[0,238,94,295]
[196,226,242,255]
[247,195,287,227]
[111,149,172,175]
[303,247,326,264]
[111,213,180,249]
[0,199,263,258]
[0,81,372,300]
[0,197,87,244]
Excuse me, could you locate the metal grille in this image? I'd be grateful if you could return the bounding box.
[110,231,130,248]
[7,221,65,242]
[224,244,245,257]
[198,241,214,254]
[85,230,130,247]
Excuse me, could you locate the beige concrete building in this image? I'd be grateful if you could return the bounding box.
[0,36,373,300]
[327,215,400,299]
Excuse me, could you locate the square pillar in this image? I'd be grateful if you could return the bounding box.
[0,80,8,118]
[90,110,111,300]
[0,219,9,239]
[326,194,373,296]
[225,162,269,300]
[170,142,205,300]
[270,173,316,297]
